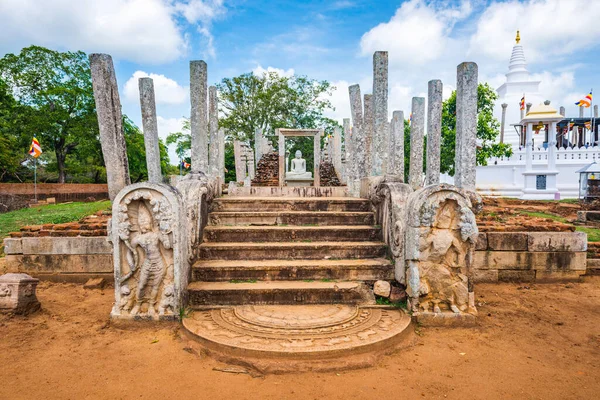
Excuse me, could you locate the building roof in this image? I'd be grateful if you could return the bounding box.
[576,162,600,174]
[521,103,564,123]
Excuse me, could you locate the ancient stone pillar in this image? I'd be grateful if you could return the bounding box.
[409,97,425,190]
[500,103,508,143]
[218,128,225,181]
[333,126,342,176]
[138,77,162,184]
[233,140,245,182]
[343,118,354,182]
[595,105,599,118]
[190,61,208,175]
[426,80,442,185]
[208,86,219,177]
[372,51,388,176]
[363,94,374,175]
[89,53,130,200]
[390,110,404,178]
[455,62,478,190]
[348,84,366,178]
[526,102,532,114]
[559,106,565,116]
[254,128,263,166]
[579,106,584,118]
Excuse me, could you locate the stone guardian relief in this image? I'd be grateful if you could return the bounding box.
[110,183,186,320]
[405,184,482,321]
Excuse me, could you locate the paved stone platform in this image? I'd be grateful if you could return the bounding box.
[183,304,412,371]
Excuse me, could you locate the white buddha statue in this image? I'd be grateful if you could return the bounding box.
[286,150,312,179]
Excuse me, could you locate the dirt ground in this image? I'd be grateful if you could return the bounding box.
[1,279,599,400]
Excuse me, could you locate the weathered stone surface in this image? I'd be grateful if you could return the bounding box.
[138,77,162,183]
[208,86,220,177]
[0,273,40,314]
[6,254,112,273]
[535,270,585,281]
[363,94,374,176]
[349,84,366,179]
[190,60,208,175]
[426,80,442,185]
[218,128,225,181]
[527,232,587,252]
[373,280,391,297]
[110,182,187,320]
[487,232,528,251]
[475,233,488,250]
[472,269,498,283]
[497,270,535,282]
[332,127,343,180]
[389,286,407,302]
[3,238,22,254]
[89,53,130,200]
[559,106,566,116]
[83,277,106,290]
[454,62,478,190]
[372,51,388,176]
[408,97,425,190]
[19,237,111,255]
[474,251,587,271]
[390,110,404,178]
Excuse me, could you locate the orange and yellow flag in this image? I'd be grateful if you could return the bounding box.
[29,137,42,158]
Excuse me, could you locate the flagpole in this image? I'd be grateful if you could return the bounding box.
[34,156,37,203]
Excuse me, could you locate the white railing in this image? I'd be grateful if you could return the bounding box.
[488,146,600,165]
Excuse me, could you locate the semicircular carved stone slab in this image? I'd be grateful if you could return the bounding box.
[404,184,482,319]
[109,182,187,321]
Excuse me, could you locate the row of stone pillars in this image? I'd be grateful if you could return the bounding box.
[344,52,478,193]
[89,54,223,200]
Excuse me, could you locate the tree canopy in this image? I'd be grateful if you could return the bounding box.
[440,83,512,176]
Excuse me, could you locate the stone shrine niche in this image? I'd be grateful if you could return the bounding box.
[110,183,186,320]
[405,184,482,320]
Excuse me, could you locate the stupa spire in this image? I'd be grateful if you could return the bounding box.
[515,30,520,44]
[506,30,529,83]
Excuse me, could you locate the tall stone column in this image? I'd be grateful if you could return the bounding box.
[89,53,130,200]
[332,127,342,175]
[190,61,208,175]
[559,106,565,116]
[343,118,354,182]
[138,77,162,184]
[409,97,425,190]
[254,128,263,166]
[208,86,219,177]
[595,105,599,118]
[426,79,442,185]
[348,84,365,178]
[455,62,478,190]
[372,51,388,176]
[233,140,245,182]
[390,110,404,178]
[218,128,225,181]
[363,94,374,175]
[500,103,508,143]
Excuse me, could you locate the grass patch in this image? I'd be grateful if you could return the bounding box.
[0,201,111,238]
[575,226,600,242]
[229,279,257,284]
[519,210,566,222]
[302,279,314,282]
[518,211,600,242]
[320,278,335,282]
[375,296,407,309]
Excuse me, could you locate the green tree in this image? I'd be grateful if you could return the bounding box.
[123,117,171,182]
[0,78,31,181]
[0,46,99,183]
[217,71,340,144]
[440,83,512,176]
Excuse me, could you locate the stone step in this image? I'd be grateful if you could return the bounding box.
[198,241,387,260]
[192,258,393,281]
[187,281,375,306]
[203,225,381,242]
[211,197,370,212]
[208,211,374,226]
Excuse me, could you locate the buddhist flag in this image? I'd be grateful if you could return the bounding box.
[181,160,190,169]
[519,95,525,111]
[28,137,42,158]
[409,112,413,124]
[575,90,592,108]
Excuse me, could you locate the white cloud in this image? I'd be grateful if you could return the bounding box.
[157,116,189,163]
[469,0,600,63]
[532,70,575,106]
[360,0,472,66]
[322,80,351,124]
[252,65,296,77]
[0,0,228,63]
[124,71,188,105]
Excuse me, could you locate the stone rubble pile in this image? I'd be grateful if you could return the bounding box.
[319,161,341,187]
[251,152,279,186]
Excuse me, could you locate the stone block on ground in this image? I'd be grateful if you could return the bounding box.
[527,232,587,252]
[486,232,528,251]
[497,270,535,282]
[3,238,23,255]
[373,280,391,297]
[473,269,498,283]
[389,286,406,302]
[83,277,106,290]
[0,273,40,314]
[475,233,487,251]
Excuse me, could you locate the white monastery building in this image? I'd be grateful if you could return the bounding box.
[475,32,599,199]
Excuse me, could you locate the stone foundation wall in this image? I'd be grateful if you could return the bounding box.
[1,231,587,283]
[0,183,109,204]
[473,232,587,282]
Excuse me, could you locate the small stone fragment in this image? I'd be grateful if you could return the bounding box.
[83,277,106,290]
[373,280,391,298]
[389,286,407,303]
[0,273,41,315]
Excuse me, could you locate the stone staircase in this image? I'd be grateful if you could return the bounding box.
[187,197,393,307]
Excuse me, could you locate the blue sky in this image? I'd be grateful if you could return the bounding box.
[1,0,599,162]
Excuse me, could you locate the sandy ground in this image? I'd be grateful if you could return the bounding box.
[1,279,599,400]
